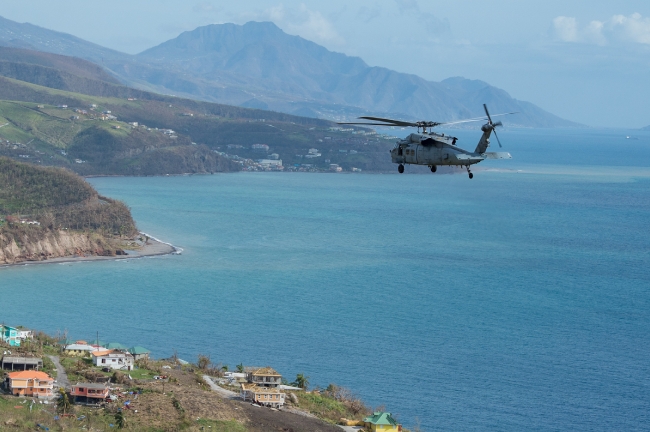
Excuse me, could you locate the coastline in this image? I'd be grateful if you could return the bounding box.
[0,232,180,269]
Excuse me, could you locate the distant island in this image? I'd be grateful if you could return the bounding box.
[0,157,174,265]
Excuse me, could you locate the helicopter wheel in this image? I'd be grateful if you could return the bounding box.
[398,164,404,174]
[430,165,437,173]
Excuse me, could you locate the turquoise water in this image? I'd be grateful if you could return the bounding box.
[2,129,650,430]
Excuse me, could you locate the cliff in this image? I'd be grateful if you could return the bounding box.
[0,227,126,265]
[0,156,138,265]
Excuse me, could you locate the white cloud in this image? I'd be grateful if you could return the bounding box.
[552,16,578,42]
[259,3,345,46]
[609,12,650,44]
[552,13,650,45]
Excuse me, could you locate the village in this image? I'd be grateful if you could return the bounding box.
[1,324,405,431]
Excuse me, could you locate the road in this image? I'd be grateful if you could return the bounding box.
[202,375,238,399]
[48,355,69,390]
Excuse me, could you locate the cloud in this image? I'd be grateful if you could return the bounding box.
[609,12,650,44]
[260,4,345,46]
[552,12,650,45]
[389,0,450,39]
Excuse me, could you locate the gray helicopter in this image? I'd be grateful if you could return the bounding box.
[340,104,516,179]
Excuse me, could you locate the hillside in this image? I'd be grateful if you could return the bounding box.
[0,75,401,173]
[0,16,581,128]
[642,125,650,131]
[0,157,137,264]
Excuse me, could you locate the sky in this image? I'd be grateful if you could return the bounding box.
[1,0,649,128]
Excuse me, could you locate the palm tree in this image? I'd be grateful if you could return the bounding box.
[57,388,71,415]
[236,363,244,373]
[292,373,309,390]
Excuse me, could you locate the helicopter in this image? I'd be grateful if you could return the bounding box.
[340,104,516,179]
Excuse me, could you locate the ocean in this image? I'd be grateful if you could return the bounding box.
[1,128,649,430]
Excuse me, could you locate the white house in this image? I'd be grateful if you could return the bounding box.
[17,329,33,340]
[91,350,134,370]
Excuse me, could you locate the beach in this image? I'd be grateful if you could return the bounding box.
[0,233,178,269]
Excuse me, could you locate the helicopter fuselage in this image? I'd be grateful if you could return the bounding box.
[390,127,511,176]
[338,104,515,179]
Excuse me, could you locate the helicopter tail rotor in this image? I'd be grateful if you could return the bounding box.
[484,104,503,148]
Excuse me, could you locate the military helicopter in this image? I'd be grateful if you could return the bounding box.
[340,104,516,179]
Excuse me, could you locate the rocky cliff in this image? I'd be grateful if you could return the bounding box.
[0,156,138,265]
[0,228,126,265]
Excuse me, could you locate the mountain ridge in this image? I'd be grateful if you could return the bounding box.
[0,16,581,128]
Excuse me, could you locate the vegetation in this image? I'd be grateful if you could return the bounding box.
[291,372,309,390]
[0,75,397,174]
[291,384,370,424]
[0,157,136,235]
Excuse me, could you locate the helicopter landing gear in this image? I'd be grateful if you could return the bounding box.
[466,166,473,179]
[398,164,404,174]
[430,165,437,173]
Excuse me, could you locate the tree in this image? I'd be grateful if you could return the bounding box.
[221,364,228,372]
[57,388,71,415]
[236,363,244,373]
[115,409,126,429]
[292,373,309,390]
[197,354,211,370]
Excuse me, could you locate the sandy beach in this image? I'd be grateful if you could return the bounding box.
[0,233,179,269]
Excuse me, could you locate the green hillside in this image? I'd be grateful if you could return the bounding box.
[0,82,240,175]
[0,156,136,237]
[0,75,398,173]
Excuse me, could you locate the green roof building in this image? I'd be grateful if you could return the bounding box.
[128,346,151,360]
[363,412,401,431]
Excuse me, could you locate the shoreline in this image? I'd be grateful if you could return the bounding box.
[0,232,181,270]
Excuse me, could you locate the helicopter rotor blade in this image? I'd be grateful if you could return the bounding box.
[337,122,411,126]
[483,104,493,124]
[493,129,502,148]
[358,116,419,127]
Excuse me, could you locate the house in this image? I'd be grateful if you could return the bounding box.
[1,356,43,371]
[64,343,97,357]
[245,367,282,387]
[71,383,110,404]
[17,329,33,340]
[1,325,20,346]
[240,383,286,407]
[251,144,269,151]
[363,412,402,432]
[127,346,150,361]
[241,367,285,407]
[5,371,54,399]
[91,350,134,370]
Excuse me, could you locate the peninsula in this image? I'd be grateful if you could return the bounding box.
[0,157,168,266]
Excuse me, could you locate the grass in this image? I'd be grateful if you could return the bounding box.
[296,392,349,423]
[196,418,247,432]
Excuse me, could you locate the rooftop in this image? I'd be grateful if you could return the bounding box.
[72,382,109,389]
[363,412,399,426]
[1,356,42,364]
[128,346,150,354]
[247,366,281,376]
[241,384,283,394]
[8,371,53,380]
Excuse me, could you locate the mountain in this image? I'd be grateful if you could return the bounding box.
[642,125,650,131]
[0,16,580,128]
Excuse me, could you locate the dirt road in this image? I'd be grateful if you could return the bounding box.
[48,355,69,390]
